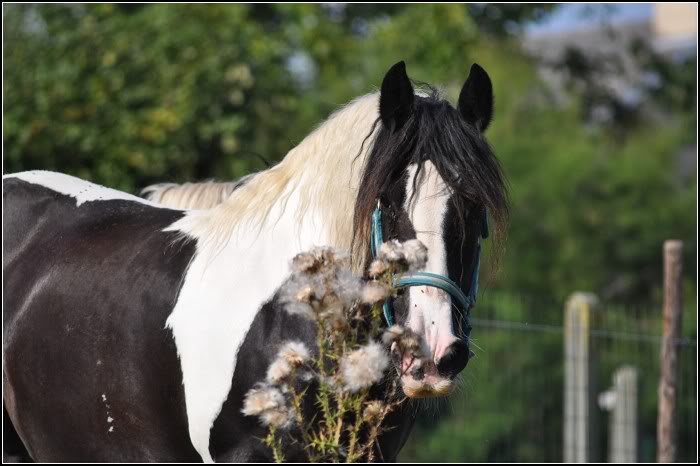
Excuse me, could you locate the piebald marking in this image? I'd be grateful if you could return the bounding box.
[404,162,458,363]
[5,98,461,462]
[5,171,167,209]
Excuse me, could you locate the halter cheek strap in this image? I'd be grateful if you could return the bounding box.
[370,203,487,342]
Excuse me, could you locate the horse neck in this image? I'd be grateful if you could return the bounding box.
[184,94,380,261]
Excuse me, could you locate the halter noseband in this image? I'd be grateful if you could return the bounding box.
[369,202,488,342]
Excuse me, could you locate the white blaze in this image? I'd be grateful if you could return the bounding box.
[404,162,458,364]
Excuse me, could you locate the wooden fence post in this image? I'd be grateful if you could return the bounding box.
[599,366,639,462]
[564,292,599,462]
[657,240,684,463]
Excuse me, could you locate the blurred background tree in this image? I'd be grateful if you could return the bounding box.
[3,3,696,462]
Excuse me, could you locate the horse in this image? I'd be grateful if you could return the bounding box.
[3,61,508,462]
[140,176,255,210]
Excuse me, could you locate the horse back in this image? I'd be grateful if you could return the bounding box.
[3,174,200,461]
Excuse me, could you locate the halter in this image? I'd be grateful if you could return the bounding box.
[369,202,488,342]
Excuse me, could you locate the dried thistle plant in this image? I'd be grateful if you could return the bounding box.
[242,241,428,463]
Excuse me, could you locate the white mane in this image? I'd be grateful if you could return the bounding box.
[141,179,247,210]
[168,93,380,265]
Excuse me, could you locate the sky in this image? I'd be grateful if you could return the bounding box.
[526,3,653,35]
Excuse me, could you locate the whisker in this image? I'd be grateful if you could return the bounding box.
[468,338,484,353]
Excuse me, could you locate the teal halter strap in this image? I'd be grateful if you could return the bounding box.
[370,203,486,342]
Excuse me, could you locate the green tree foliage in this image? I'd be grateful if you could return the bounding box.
[491,96,696,304]
[4,4,303,191]
[467,3,557,36]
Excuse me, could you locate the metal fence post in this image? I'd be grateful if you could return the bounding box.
[599,366,639,462]
[564,292,599,462]
[657,240,684,463]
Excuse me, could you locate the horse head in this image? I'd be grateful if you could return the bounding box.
[352,61,509,398]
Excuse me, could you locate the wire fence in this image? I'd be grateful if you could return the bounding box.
[399,291,697,463]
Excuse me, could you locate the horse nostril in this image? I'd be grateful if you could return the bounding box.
[436,340,470,378]
[410,365,425,380]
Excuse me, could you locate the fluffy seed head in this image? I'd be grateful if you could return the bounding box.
[362,282,391,304]
[340,341,389,392]
[379,240,406,264]
[382,325,405,345]
[281,247,362,321]
[363,400,384,420]
[266,358,292,384]
[242,384,286,417]
[402,239,428,271]
[368,259,388,278]
[295,285,314,303]
[260,409,293,428]
[278,341,311,366]
[242,384,292,428]
[291,251,319,273]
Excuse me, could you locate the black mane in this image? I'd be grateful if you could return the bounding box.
[352,88,510,267]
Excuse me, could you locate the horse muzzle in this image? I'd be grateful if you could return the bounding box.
[397,340,471,398]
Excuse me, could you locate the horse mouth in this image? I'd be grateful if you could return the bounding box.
[398,357,456,398]
[401,375,455,398]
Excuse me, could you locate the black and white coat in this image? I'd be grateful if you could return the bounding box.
[3,62,507,462]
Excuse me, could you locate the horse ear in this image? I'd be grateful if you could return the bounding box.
[458,63,494,132]
[379,61,414,131]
